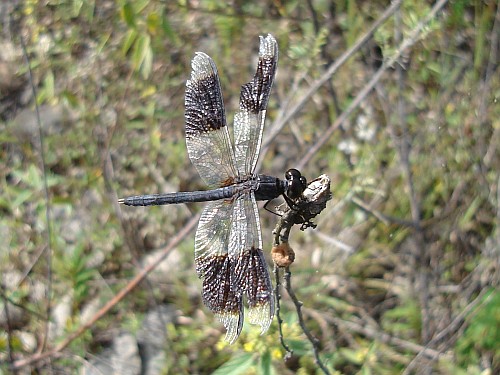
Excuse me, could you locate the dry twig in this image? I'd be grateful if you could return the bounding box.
[272,175,332,373]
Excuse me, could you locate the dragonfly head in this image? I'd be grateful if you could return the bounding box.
[285,168,307,200]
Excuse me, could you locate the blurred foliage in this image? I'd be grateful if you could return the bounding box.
[455,289,500,367]
[1,0,499,374]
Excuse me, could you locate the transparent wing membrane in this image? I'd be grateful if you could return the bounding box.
[234,34,278,176]
[194,192,274,342]
[185,52,237,187]
[231,193,274,334]
[187,35,278,343]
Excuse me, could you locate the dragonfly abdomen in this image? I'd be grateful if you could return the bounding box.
[119,186,236,206]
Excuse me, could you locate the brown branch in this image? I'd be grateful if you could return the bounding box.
[273,265,293,358]
[271,175,332,373]
[351,196,417,227]
[283,267,331,375]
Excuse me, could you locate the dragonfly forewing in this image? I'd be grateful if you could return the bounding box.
[234,34,278,176]
[185,52,238,188]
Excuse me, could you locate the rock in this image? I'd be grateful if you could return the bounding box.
[141,248,184,286]
[9,104,78,142]
[84,332,141,375]
[18,331,37,352]
[82,347,114,375]
[48,292,73,341]
[111,333,141,375]
[136,305,177,375]
[0,271,28,329]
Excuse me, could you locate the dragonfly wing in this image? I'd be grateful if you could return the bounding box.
[185,52,238,188]
[189,36,277,343]
[234,34,278,176]
[195,199,243,343]
[194,192,274,343]
[230,192,274,335]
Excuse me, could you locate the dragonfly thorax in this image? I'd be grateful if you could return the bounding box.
[253,174,287,201]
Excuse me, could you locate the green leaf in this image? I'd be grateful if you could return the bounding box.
[132,33,150,68]
[122,29,138,56]
[141,41,153,79]
[80,0,95,22]
[459,196,482,228]
[132,33,152,78]
[121,2,136,27]
[287,338,309,355]
[162,16,176,42]
[39,70,55,103]
[146,12,160,34]
[44,70,55,99]
[259,350,273,375]
[24,164,42,189]
[71,0,84,17]
[12,190,33,207]
[339,347,364,365]
[96,32,111,55]
[61,90,79,107]
[212,353,255,375]
[132,0,150,14]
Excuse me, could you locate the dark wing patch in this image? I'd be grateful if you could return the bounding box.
[185,52,237,188]
[194,199,243,343]
[185,53,226,136]
[233,246,274,333]
[197,255,243,344]
[229,191,274,335]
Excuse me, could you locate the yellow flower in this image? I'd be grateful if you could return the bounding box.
[243,340,256,353]
[271,348,283,360]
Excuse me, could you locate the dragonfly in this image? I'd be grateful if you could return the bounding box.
[119,34,307,343]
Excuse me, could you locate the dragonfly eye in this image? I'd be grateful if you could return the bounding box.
[285,168,307,199]
[285,168,300,181]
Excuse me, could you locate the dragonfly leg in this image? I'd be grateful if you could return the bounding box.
[264,199,283,217]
